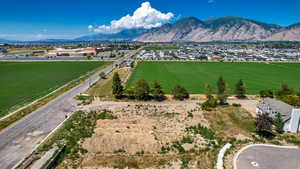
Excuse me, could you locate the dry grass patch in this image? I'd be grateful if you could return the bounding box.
[203,106,256,140]
[56,102,220,169]
[88,68,131,100]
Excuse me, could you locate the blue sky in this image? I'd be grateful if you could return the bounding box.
[0,0,299,40]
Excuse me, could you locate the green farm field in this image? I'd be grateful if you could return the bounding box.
[0,61,110,117]
[127,61,300,94]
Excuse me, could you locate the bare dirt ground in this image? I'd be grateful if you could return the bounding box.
[60,102,219,169]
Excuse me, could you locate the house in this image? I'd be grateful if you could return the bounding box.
[256,98,300,133]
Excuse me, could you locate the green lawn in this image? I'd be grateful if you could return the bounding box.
[127,62,300,94]
[0,61,110,116]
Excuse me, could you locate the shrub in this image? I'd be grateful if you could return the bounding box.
[186,124,215,140]
[232,103,241,107]
[276,83,294,97]
[260,89,274,98]
[201,95,217,111]
[172,85,189,101]
[98,111,117,120]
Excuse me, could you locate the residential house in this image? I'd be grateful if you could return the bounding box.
[257,98,300,133]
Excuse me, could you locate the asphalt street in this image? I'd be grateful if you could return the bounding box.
[235,145,300,169]
[0,50,138,169]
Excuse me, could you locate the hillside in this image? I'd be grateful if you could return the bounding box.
[135,16,300,42]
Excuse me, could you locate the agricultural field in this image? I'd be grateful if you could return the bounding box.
[0,61,110,117]
[127,61,300,94]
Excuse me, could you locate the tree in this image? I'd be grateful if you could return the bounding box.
[273,113,284,134]
[235,79,246,99]
[112,72,123,99]
[134,78,150,100]
[260,89,274,98]
[217,76,227,105]
[172,85,189,101]
[204,84,213,99]
[255,113,273,132]
[151,81,165,101]
[276,83,294,96]
[217,76,226,94]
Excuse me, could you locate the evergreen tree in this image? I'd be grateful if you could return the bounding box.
[273,113,284,134]
[112,72,123,99]
[151,81,165,101]
[134,78,150,100]
[217,76,227,104]
[217,76,226,94]
[172,85,189,101]
[235,79,246,98]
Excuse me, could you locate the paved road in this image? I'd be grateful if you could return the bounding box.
[0,50,139,169]
[235,145,300,169]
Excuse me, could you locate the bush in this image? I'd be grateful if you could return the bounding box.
[186,124,216,140]
[276,83,294,97]
[201,95,217,111]
[172,85,189,101]
[278,95,300,107]
[260,89,274,98]
[232,103,241,107]
[124,87,135,99]
[98,111,117,120]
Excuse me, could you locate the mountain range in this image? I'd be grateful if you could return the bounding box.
[1,16,300,43]
[83,16,300,42]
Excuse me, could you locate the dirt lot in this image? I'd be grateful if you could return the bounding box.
[58,101,222,169]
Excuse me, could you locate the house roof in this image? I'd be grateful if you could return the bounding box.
[258,98,294,121]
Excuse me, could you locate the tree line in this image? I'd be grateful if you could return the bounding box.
[112,73,247,103]
[112,72,189,101]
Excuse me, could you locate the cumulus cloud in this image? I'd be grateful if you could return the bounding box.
[89,2,174,34]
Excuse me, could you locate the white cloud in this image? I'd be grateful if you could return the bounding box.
[89,1,174,34]
[208,0,215,4]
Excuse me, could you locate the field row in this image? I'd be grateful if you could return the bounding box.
[127,61,300,94]
[0,61,110,117]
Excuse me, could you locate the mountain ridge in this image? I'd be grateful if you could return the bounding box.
[134,16,300,42]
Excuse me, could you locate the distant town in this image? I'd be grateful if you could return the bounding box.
[1,42,300,62]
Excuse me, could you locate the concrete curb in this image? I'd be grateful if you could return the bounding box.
[216,143,232,169]
[233,144,299,169]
